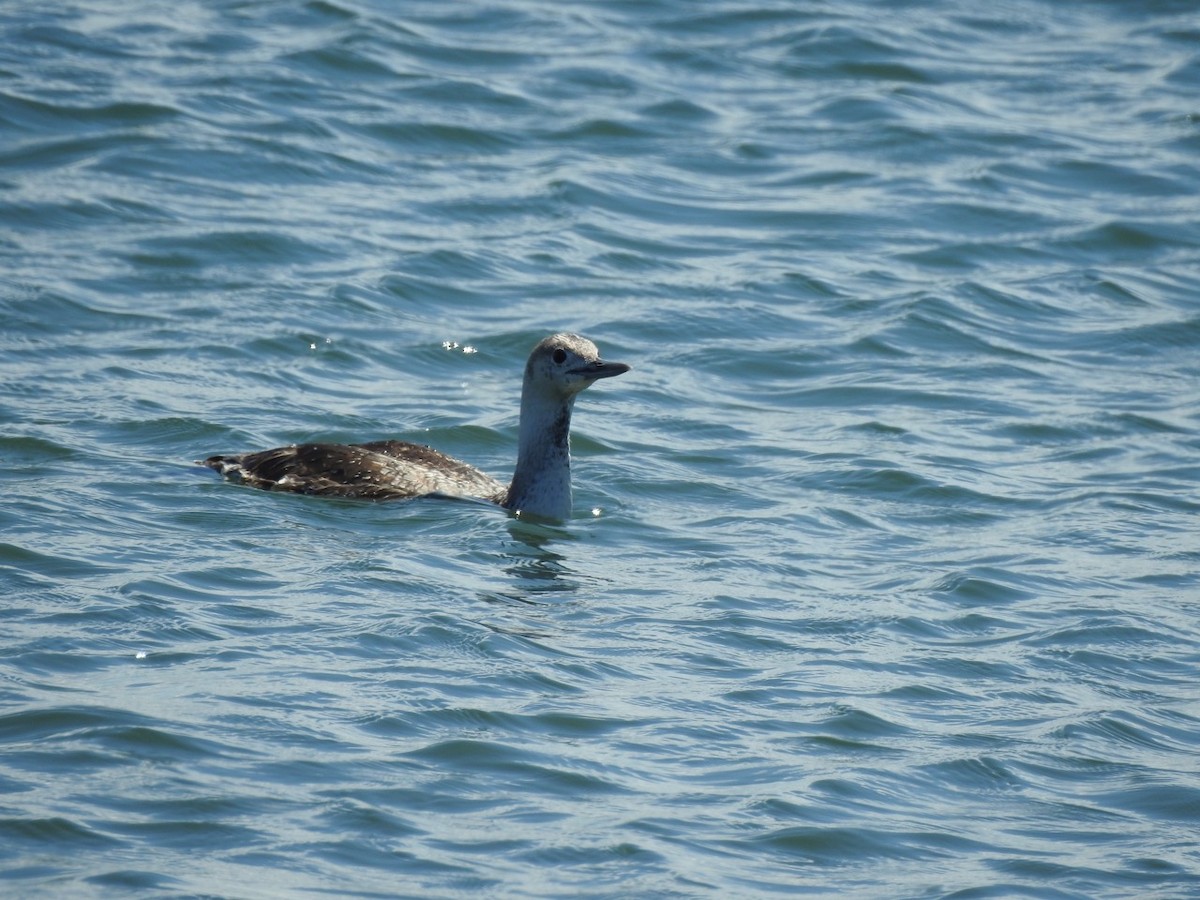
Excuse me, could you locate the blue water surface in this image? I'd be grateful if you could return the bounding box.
[2,1,1199,897]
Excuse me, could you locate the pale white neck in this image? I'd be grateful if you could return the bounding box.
[504,389,576,519]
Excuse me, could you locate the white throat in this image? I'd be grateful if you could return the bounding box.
[504,387,577,519]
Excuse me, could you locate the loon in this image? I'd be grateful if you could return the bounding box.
[200,333,629,519]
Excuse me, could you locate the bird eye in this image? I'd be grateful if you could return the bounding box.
[552,348,567,365]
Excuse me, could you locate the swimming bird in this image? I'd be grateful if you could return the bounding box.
[200,333,629,519]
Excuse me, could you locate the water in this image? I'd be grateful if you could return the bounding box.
[2,0,1199,897]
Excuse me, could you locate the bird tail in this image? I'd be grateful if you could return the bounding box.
[198,455,241,476]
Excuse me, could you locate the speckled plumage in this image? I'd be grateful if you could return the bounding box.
[200,333,629,519]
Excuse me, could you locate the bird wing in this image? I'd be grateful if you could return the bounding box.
[213,441,506,502]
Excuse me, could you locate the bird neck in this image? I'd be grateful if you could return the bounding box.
[505,388,575,519]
